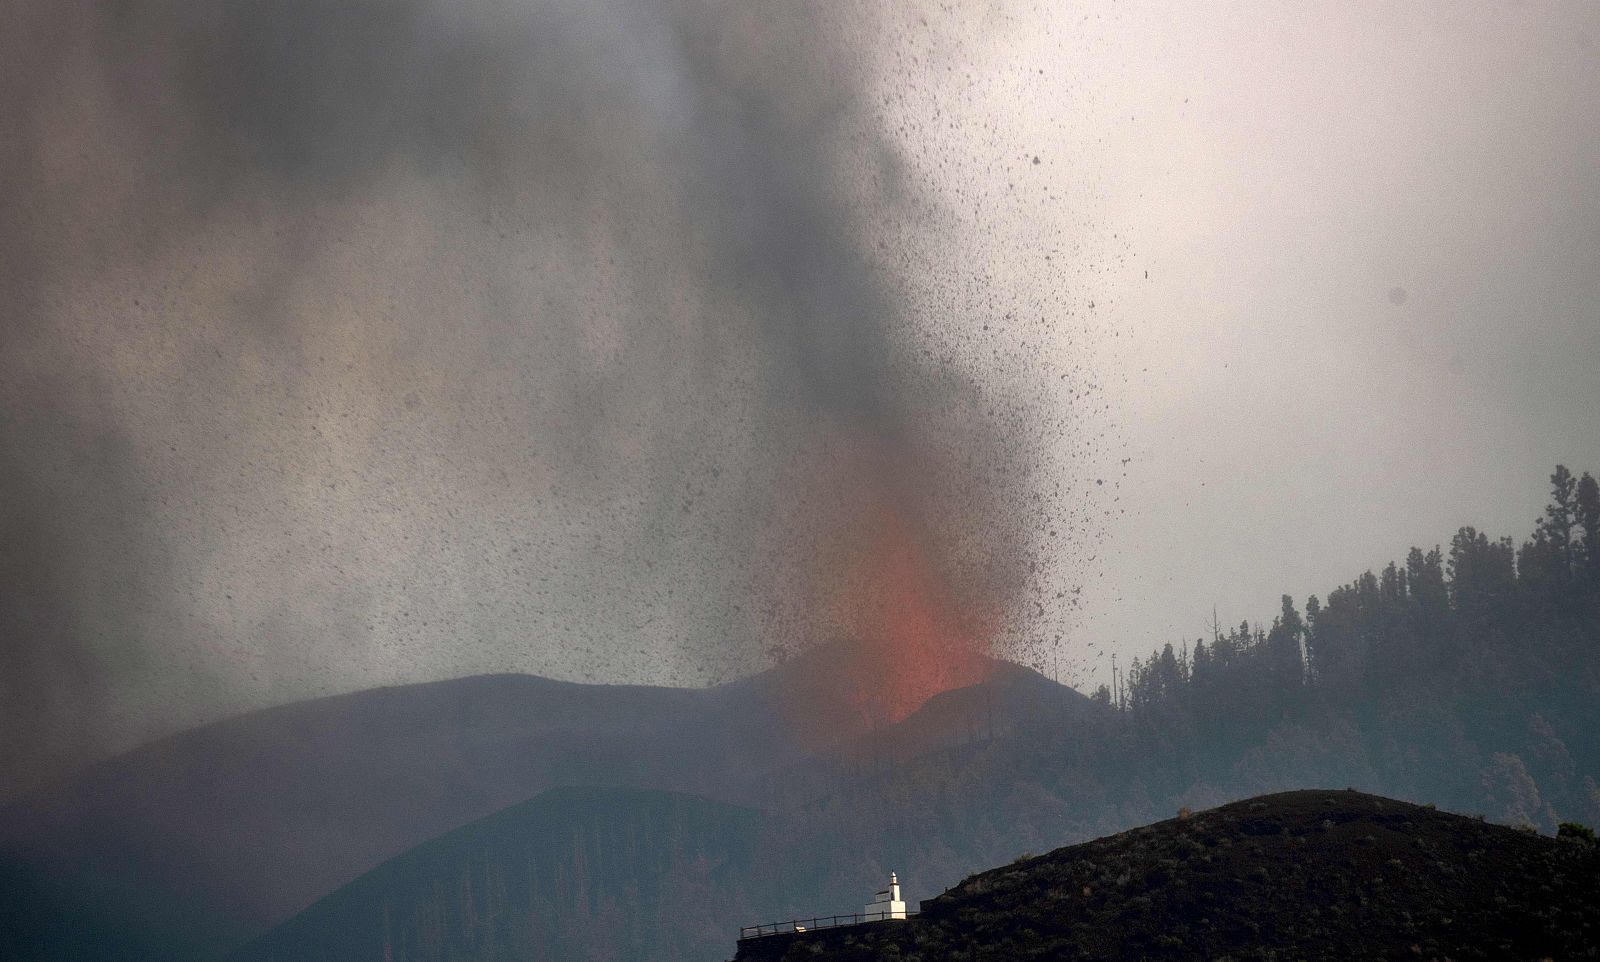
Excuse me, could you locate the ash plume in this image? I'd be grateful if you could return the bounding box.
[0,0,1070,796]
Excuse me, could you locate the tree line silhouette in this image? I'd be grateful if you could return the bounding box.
[1091,464,1600,828]
[209,466,1600,962]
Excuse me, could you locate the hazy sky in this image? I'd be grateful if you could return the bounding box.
[963,1,1600,679]
[3,0,1598,792]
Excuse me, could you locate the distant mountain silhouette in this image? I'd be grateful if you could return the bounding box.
[2,673,748,961]
[757,658,1091,803]
[228,786,764,962]
[0,651,1075,962]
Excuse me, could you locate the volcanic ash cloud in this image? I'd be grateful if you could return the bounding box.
[0,0,1077,792]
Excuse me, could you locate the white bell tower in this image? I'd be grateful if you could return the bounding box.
[863,871,907,920]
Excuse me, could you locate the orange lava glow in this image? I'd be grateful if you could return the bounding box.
[831,502,993,727]
[761,430,1006,749]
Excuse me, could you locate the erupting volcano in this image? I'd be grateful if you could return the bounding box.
[765,427,1019,747]
[832,498,994,727]
[0,0,1080,808]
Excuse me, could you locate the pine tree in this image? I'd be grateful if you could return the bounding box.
[1543,465,1579,582]
[1577,471,1600,583]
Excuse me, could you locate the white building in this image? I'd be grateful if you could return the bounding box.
[862,871,907,920]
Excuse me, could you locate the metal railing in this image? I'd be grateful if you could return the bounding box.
[739,911,915,940]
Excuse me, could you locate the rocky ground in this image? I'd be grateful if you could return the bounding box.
[732,789,1600,962]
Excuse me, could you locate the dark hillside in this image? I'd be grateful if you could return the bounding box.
[752,466,1600,926]
[0,653,1067,962]
[735,790,1600,962]
[230,786,764,962]
[0,674,748,961]
[756,661,1090,802]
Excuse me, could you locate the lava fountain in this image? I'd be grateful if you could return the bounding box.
[829,486,994,727]
[765,426,1016,747]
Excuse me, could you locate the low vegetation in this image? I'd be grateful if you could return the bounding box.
[736,791,1600,961]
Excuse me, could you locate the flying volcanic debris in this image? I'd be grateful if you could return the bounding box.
[0,0,1107,796]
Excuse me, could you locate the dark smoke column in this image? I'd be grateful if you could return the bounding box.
[0,0,1055,796]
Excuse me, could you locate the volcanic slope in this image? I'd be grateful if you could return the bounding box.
[0,653,1077,962]
[733,790,1600,962]
[227,786,764,962]
[1,673,760,962]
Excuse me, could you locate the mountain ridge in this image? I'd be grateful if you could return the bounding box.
[0,652,1075,962]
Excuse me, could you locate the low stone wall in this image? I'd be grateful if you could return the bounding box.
[731,918,917,962]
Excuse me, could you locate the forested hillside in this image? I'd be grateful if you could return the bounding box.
[237,465,1600,962]
[10,467,1597,962]
[229,787,765,962]
[754,466,1600,918]
[1099,463,1600,829]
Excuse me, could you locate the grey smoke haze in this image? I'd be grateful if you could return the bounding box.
[10,0,1597,801]
[995,2,1600,678]
[0,0,1097,796]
